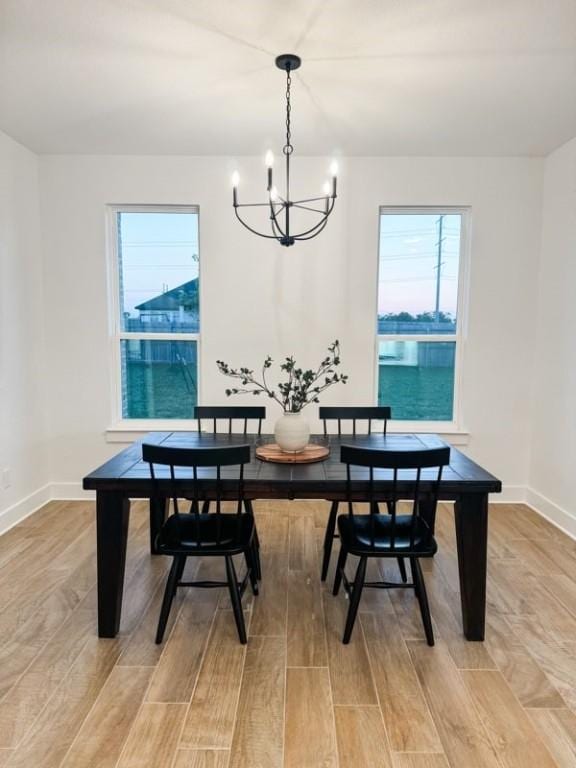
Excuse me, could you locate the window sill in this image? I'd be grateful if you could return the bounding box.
[105,422,469,446]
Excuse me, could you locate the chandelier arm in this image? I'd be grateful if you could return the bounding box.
[292,203,329,214]
[236,201,282,208]
[288,198,336,239]
[269,200,287,236]
[292,195,334,205]
[294,216,331,241]
[270,215,285,240]
[234,208,283,239]
[292,216,330,240]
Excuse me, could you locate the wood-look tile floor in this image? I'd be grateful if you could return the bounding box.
[0,500,575,768]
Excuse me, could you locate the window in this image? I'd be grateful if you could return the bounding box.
[377,208,467,423]
[109,206,200,421]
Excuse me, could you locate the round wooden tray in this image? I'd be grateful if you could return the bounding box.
[256,442,330,464]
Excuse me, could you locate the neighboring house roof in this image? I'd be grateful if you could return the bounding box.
[135,278,199,312]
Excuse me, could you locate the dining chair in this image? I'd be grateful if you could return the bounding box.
[143,442,258,645]
[194,405,265,580]
[318,406,405,582]
[195,405,266,435]
[332,443,450,644]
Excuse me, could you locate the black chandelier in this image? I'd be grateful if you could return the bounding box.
[231,53,338,247]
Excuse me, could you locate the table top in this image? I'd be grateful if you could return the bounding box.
[83,432,502,499]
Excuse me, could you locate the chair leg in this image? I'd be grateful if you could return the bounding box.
[411,557,434,646]
[201,499,210,514]
[397,557,408,583]
[244,546,259,596]
[225,556,247,644]
[175,555,187,583]
[321,501,339,581]
[156,556,181,644]
[343,556,367,644]
[332,545,348,596]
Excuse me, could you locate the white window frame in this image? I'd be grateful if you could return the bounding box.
[375,205,470,434]
[106,204,201,431]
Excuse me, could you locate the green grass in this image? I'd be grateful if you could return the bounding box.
[123,361,454,422]
[378,365,454,421]
[124,362,197,419]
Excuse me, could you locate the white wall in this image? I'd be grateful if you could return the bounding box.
[0,131,48,530]
[528,137,576,536]
[39,154,543,496]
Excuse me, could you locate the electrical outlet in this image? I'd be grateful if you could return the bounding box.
[2,468,11,489]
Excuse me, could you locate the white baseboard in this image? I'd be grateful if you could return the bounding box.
[492,485,527,504]
[46,483,529,504]
[50,482,94,501]
[525,487,576,541]
[0,484,52,536]
[2,482,574,543]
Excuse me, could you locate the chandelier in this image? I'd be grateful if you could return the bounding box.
[231,54,338,247]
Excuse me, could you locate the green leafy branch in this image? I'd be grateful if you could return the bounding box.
[216,340,348,413]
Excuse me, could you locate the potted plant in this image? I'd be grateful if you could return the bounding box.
[216,340,348,452]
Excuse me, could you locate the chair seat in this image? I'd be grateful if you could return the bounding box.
[337,513,437,555]
[156,513,255,554]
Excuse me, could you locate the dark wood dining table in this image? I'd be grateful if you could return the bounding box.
[83,431,502,641]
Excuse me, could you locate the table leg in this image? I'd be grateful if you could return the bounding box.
[149,497,168,554]
[419,494,437,533]
[97,491,130,638]
[454,492,488,640]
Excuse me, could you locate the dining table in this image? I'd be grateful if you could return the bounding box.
[83,431,502,641]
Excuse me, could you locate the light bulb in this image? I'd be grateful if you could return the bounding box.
[231,171,240,187]
[270,186,279,202]
[329,160,338,177]
[265,150,274,168]
[322,181,331,196]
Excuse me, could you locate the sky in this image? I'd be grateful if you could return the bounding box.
[118,210,460,320]
[378,213,461,317]
[119,211,199,317]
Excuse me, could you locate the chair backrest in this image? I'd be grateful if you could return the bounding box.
[340,444,450,551]
[195,406,266,435]
[142,443,251,546]
[319,406,391,436]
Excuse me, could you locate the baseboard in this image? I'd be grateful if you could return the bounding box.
[2,482,574,543]
[0,484,52,536]
[49,482,527,503]
[525,487,576,541]
[49,482,94,501]
[492,485,527,504]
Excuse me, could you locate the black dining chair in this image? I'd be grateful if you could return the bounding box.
[332,444,450,645]
[318,406,407,582]
[143,442,258,645]
[195,405,266,436]
[194,406,265,580]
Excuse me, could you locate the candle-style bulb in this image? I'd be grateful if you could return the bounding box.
[329,160,338,177]
[265,151,273,190]
[322,181,331,196]
[231,171,240,187]
[270,186,279,202]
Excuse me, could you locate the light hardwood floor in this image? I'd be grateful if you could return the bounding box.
[0,499,575,768]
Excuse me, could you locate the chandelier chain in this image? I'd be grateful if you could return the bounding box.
[284,69,293,155]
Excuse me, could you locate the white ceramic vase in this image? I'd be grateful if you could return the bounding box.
[274,411,310,453]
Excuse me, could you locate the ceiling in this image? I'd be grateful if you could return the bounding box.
[1,0,575,156]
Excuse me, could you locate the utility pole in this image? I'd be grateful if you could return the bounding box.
[434,215,446,322]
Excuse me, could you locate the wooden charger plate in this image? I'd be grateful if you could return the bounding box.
[256,442,329,464]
